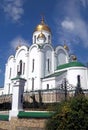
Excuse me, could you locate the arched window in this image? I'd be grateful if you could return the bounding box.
[9,68,12,79]
[48,35,50,43]
[32,59,35,72]
[17,60,25,75]
[32,78,34,91]
[23,63,25,75]
[8,83,10,94]
[20,60,22,74]
[57,50,66,65]
[34,35,36,43]
[47,58,50,72]
[47,84,49,90]
[17,60,22,75]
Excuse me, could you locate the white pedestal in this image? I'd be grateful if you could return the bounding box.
[9,110,19,120]
[9,75,26,120]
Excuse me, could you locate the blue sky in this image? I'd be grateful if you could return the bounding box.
[0,0,88,87]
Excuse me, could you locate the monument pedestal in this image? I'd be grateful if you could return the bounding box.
[9,75,26,120]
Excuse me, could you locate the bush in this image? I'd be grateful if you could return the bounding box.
[45,95,88,130]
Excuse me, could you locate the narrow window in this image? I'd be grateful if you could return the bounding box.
[32,59,35,72]
[9,68,12,79]
[48,35,50,43]
[23,63,25,75]
[2,92,3,95]
[8,83,10,94]
[47,84,49,90]
[34,35,36,43]
[17,65,19,75]
[20,60,22,74]
[17,60,23,75]
[48,58,50,72]
[32,78,34,91]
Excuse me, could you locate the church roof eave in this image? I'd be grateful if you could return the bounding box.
[43,70,67,79]
[56,62,85,70]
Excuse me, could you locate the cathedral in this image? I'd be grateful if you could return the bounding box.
[0,17,88,102]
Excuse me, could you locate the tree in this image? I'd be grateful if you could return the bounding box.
[45,95,88,130]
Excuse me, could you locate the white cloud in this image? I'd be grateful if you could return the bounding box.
[74,19,88,45]
[54,0,88,47]
[2,0,24,22]
[61,17,88,46]
[61,19,75,31]
[80,0,88,7]
[10,37,29,50]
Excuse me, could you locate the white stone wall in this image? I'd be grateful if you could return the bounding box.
[0,88,4,95]
[67,67,88,90]
[28,45,40,90]
[42,77,55,90]
[4,55,14,94]
[15,46,29,92]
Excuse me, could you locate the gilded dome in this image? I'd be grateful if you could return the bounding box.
[34,17,51,33]
[72,55,77,61]
[63,44,69,51]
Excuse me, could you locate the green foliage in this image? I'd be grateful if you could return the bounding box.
[45,96,88,130]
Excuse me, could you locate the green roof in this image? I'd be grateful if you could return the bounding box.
[18,111,53,119]
[45,71,66,78]
[11,75,26,81]
[57,62,85,70]
[0,114,9,121]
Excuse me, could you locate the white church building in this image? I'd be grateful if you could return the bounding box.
[0,17,88,102]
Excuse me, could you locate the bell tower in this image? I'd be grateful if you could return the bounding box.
[32,17,52,45]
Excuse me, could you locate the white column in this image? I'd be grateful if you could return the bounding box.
[25,52,29,92]
[4,63,8,94]
[37,50,44,90]
[52,51,55,73]
[38,50,44,78]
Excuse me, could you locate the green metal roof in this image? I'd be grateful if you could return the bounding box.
[57,62,85,70]
[45,71,66,78]
[18,111,53,119]
[11,75,26,81]
[0,114,9,121]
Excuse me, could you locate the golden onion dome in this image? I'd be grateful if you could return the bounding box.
[63,44,69,51]
[72,55,77,61]
[37,32,46,39]
[34,17,51,33]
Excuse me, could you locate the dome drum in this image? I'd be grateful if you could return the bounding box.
[33,17,52,45]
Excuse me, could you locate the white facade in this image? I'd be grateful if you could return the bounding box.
[1,17,88,95]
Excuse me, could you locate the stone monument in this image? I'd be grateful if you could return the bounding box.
[9,73,26,120]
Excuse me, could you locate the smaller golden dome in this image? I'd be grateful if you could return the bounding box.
[34,17,51,33]
[37,32,46,39]
[16,44,21,51]
[63,44,69,51]
[72,55,77,61]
